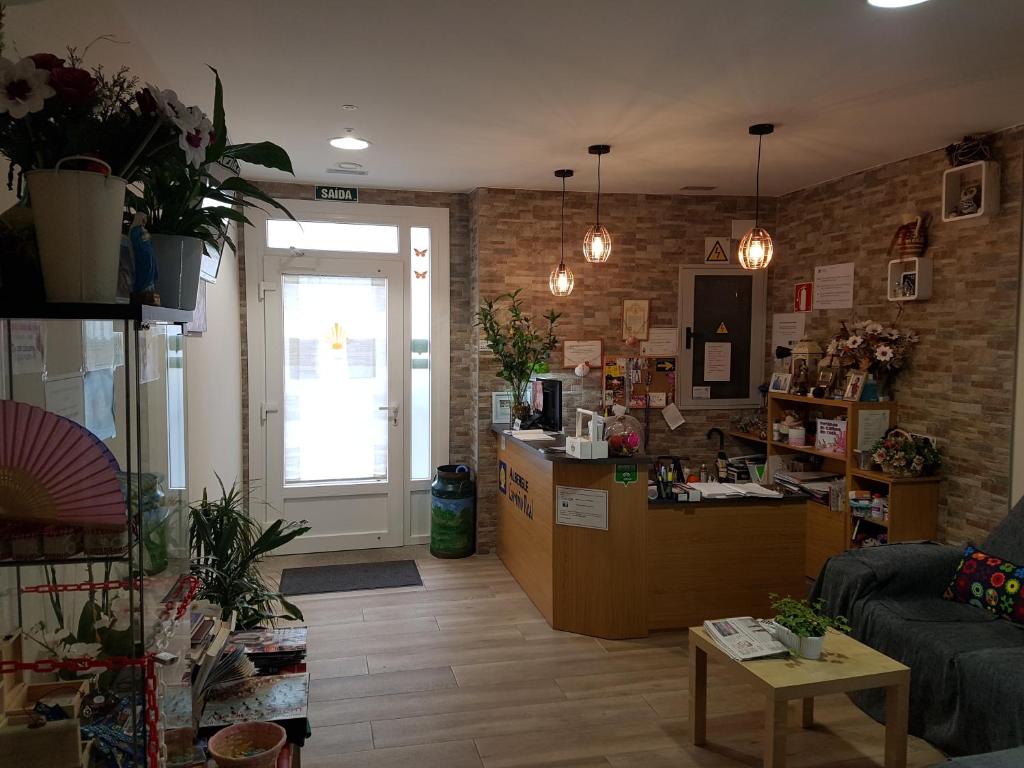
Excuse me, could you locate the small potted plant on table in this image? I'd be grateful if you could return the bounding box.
[769,595,851,660]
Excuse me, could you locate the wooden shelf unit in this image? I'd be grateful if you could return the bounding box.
[728,430,767,445]
[767,393,939,579]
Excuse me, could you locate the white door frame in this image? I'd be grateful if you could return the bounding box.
[244,201,450,547]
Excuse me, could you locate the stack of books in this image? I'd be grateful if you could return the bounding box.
[225,627,308,675]
[774,470,841,504]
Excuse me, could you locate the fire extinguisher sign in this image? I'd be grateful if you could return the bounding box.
[794,282,813,313]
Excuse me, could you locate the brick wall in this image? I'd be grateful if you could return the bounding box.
[771,127,1024,545]
[471,187,776,551]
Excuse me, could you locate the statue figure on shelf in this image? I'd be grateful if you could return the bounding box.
[958,184,980,216]
[128,213,160,305]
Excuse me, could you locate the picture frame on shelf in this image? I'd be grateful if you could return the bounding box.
[491,391,515,424]
[844,371,867,401]
[816,368,835,390]
[769,372,792,393]
[621,299,650,340]
[900,272,917,298]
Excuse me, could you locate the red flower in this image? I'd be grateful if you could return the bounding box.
[49,66,98,107]
[29,52,65,72]
[991,572,1006,588]
[962,559,977,574]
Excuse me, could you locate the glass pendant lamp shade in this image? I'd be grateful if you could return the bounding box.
[582,144,612,263]
[737,227,774,270]
[582,224,611,263]
[550,168,575,297]
[740,123,775,271]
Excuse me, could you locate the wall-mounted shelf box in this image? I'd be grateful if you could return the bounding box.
[887,257,932,301]
[942,160,1000,222]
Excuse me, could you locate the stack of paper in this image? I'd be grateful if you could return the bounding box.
[506,429,555,441]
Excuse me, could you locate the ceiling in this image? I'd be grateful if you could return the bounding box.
[8,0,1024,195]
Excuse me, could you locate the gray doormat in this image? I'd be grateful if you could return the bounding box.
[279,560,423,596]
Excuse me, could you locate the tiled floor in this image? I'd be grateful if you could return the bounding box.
[263,548,946,768]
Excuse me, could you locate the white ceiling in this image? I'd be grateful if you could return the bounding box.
[9,0,1024,195]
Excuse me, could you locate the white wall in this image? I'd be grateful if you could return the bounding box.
[185,243,243,503]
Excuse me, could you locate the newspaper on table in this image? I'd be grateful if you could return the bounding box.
[702,617,790,661]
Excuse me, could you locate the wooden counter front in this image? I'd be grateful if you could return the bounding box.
[495,433,649,639]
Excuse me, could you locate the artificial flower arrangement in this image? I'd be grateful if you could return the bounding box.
[821,320,919,396]
[871,428,942,478]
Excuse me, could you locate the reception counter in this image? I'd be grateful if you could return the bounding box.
[493,426,807,639]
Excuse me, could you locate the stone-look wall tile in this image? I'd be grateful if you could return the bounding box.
[771,127,1024,545]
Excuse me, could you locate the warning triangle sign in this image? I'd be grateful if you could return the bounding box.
[705,241,729,263]
[716,322,728,334]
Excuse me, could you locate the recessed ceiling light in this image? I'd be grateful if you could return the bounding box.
[336,161,363,170]
[330,129,371,150]
[341,104,359,110]
[867,0,930,7]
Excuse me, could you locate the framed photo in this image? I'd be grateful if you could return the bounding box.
[768,372,792,393]
[622,299,650,340]
[491,391,515,424]
[900,271,917,298]
[843,371,867,401]
[816,368,835,389]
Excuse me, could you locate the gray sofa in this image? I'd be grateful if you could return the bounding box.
[811,502,1024,757]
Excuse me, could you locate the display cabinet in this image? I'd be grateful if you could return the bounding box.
[0,304,195,768]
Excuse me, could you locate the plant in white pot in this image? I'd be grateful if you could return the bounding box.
[769,594,851,660]
[126,68,296,309]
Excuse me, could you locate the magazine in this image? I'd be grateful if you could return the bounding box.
[815,418,848,454]
[702,617,789,661]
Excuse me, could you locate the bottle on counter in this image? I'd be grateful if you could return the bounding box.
[699,463,708,483]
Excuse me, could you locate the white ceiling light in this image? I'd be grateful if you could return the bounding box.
[330,129,371,150]
[867,0,930,7]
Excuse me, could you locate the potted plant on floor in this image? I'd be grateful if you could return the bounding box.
[769,595,851,660]
[126,68,297,309]
[476,288,560,423]
[190,478,311,629]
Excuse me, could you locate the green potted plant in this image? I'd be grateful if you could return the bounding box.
[190,478,310,629]
[769,594,851,660]
[476,289,560,422]
[126,68,297,309]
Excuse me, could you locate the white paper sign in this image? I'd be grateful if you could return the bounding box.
[563,340,602,368]
[771,312,806,352]
[641,327,679,357]
[11,319,44,375]
[703,342,732,382]
[83,320,117,371]
[44,372,85,426]
[84,368,116,440]
[692,386,711,400]
[814,262,855,310]
[857,410,891,453]
[555,486,609,530]
[662,402,686,430]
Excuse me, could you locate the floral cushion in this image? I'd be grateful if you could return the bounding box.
[943,545,1024,624]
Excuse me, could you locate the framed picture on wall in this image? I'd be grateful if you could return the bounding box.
[622,299,650,340]
[491,391,515,424]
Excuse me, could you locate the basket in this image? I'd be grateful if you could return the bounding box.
[889,216,926,260]
[879,428,924,478]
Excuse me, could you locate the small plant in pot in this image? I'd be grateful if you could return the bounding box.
[769,594,851,660]
[476,289,560,423]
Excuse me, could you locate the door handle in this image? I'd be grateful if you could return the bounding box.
[378,404,399,426]
[685,327,694,349]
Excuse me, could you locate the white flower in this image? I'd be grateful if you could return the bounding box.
[173,105,213,168]
[852,320,870,330]
[881,327,899,339]
[847,334,864,349]
[875,344,894,362]
[0,57,55,118]
[147,83,185,120]
[59,642,102,660]
[866,322,883,335]
[826,340,838,355]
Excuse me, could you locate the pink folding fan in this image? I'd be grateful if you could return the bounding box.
[0,399,127,528]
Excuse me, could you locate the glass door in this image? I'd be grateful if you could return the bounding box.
[263,253,404,551]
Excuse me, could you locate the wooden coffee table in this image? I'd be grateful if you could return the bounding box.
[688,626,910,768]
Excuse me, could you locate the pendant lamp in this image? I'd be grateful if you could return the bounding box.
[738,124,775,270]
[582,144,611,263]
[549,169,575,296]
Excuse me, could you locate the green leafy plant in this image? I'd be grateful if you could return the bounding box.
[770,594,851,638]
[126,67,296,252]
[476,289,560,419]
[190,477,310,629]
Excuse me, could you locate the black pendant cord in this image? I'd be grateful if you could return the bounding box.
[595,153,602,228]
[559,174,566,267]
[754,134,762,227]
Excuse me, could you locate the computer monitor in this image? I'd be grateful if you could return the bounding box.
[533,378,562,432]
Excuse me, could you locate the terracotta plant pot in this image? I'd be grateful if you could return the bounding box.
[208,721,286,768]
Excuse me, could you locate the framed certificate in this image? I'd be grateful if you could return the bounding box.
[622,299,650,340]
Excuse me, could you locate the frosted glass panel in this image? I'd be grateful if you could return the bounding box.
[267,220,399,253]
[282,274,389,483]
[410,227,431,480]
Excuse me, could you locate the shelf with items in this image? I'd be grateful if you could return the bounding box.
[729,430,767,445]
[887,257,933,302]
[942,159,1000,222]
[769,439,845,462]
[1,316,192,767]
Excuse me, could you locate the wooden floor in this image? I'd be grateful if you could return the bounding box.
[263,548,946,768]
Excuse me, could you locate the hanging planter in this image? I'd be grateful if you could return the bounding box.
[150,233,204,310]
[26,157,126,303]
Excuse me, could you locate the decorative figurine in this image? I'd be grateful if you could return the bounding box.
[129,212,160,305]
[958,184,981,216]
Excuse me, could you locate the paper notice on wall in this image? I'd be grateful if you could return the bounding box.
[83,320,117,371]
[814,262,855,310]
[857,410,891,453]
[771,313,806,353]
[140,332,161,384]
[84,368,116,440]
[555,486,609,530]
[662,402,686,430]
[11,319,44,375]
[703,342,732,382]
[692,386,711,400]
[45,372,85,425]
[641,327,678,357]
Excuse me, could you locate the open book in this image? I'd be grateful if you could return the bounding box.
[702,617,789,661]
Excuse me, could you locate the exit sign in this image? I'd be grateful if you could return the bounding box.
[315,185,359,202]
